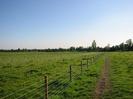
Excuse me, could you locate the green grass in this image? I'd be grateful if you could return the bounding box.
[1,52,132,99]
[0,52,104,99]
[103,52,133,99]
[61,55,104,99]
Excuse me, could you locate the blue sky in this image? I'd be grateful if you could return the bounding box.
[0,0,133,49]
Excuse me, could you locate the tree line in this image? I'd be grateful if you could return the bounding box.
[0,39,133,52]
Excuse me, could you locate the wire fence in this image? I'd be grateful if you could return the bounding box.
[0,53,103,99]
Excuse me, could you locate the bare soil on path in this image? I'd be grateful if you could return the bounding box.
[93,57,111,99]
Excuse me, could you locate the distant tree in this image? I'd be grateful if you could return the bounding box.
[131,43,133,51]
[119,43,125,51]
[58,48,64,52]
[76,46,84,51]
[69,46,75,51]
[92,40,97,50]
[104,44,110,51]
[126,39,132,46]
[126,39,132,50]
[110,46,116,51]
[17,48,20,52]
[87,47,92,52]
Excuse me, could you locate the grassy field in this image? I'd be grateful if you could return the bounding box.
[0,52,104,99]
[0,52,132,99]
[103,52,133,99]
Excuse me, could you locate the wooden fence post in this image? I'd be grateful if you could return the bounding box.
[69,65,72,82]
[81,61,83,74]
[92,57,93,63]
[87,59,89,68]
[45,76,48,99]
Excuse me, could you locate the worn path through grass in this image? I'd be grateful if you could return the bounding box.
[94,56,111,99]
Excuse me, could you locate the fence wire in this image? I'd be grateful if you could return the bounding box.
[1,53,103,99]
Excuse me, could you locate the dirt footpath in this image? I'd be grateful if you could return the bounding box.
[94,57,111,99]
